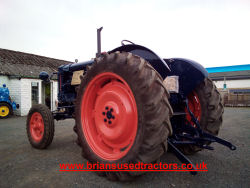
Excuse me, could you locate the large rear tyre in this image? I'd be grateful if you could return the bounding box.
[75,52,173,181]
[26,104,54,149]
[180,78,224,155]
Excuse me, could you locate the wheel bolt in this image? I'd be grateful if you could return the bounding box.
[104,119,107,122]
[112,116,115,119]
[102,112,105,115]
[110,108,113,112]
[108,121,112,124]
[105,106,109,110]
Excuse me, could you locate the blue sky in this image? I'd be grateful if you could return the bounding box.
[0,0,249,67]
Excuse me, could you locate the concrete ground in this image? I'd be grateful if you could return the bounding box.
[0,108,249,188]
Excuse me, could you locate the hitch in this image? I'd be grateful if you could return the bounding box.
[167,139,197,175]
[169,98,236,174]
[201,131,236,150]
[184,98,236,151]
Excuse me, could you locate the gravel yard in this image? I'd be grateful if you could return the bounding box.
[0,108,249,188]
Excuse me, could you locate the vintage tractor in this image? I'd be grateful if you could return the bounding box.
[26,28,236,181]
[0,84,19,118]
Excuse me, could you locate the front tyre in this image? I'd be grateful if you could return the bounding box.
[26,104,54,149]
[0,102,12,119]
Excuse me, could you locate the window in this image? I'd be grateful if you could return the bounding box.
[31,82,39,105]
[223,83,227,90]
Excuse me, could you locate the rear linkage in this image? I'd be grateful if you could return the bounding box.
[167,97,236,175]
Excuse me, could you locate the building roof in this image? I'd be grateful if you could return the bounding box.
[206,64,250,81]
[0,48,72,78]
[206,64,250,73]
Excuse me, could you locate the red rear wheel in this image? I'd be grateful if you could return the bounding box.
[179,78,223,155]
[75,52,172,181]
[81,72,138,160]
[185,91,202,127]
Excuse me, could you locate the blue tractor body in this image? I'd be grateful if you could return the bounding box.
[0,84,19,118]
[55,43,208,113]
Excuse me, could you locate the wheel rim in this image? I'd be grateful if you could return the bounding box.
[81,72,138,161]
[30,112,44,142]
[185,91,201,127]
[0,106,9,117]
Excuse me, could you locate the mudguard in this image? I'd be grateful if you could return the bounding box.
[164,58,208,97]
[109,44,208,97]
[109,44,171,78]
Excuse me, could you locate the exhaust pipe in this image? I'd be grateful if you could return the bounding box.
[96,27,103,58]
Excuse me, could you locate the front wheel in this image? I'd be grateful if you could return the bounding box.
[0,102,12,119]
[26,104,54,149]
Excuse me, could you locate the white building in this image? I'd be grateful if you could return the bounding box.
[0,48,71,116]
[207,64,250,106]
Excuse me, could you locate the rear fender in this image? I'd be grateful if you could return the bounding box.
[164,58,208,97]
[109,44,171,78]
[109,45,208,97]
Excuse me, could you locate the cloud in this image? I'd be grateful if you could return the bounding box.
[0,0,249,67]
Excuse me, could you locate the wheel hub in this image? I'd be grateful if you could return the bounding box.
[0,106,9,117]
[81,72,138,160]
[29,112,44,142]
[102,106,115,124]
